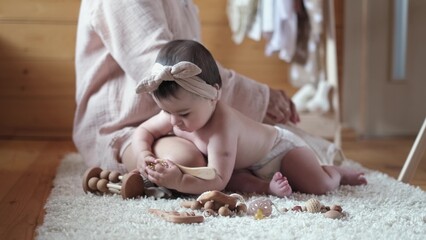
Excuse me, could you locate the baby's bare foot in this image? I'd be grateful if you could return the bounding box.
[339,167,368,186]
[269,172,292,197]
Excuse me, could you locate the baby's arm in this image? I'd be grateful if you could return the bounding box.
[146,131,238,194]
[132,111,173,174]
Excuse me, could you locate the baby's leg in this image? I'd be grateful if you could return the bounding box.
[227,170,292,197]
[281,147,366,195]
[152,136,206,167]
[122,136,206,172]
[227,169,269,194]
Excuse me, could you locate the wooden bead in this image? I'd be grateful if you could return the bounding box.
[213,201,223,211]
[88,177,99,191]
[236,203,247,214]
[324,210,343,219]
[292,205,303,212]
[204,200,214,210]
[330,204,343,212]
[190,201,203,210]
[99,170,110,179]
[218,206,231,216]
[96,179,109,193]
[109,171,120,183]
[203,209,217,217]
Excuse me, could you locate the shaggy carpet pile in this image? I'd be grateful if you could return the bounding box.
[36,153,426,240]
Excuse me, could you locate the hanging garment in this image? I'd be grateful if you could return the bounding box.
[292,0,311,65]
[264,0,298,62]
[247,0,262,41]
[290,0,325,88]
[227,0,259,44]
[291,0,333,114]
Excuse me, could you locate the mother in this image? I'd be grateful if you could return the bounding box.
[73,0,299,174]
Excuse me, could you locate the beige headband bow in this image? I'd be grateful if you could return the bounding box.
[135,61,219,100]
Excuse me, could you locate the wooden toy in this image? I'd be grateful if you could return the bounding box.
[181,190,247,217]
[281,198,345,219]
[82,167,144,199]
[149,209,204,224]
[153,159,217,180]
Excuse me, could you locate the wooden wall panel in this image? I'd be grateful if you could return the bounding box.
[0,24,76,60]
[0,98,75,137]
[0,7,77,138]
[0,0,79,22]
[195,0,295,92]
[0,60,75,97]
[0,0,343,139]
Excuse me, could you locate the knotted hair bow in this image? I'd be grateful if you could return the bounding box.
[135,61,219,100]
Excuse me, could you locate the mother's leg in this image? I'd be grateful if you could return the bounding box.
[122,136,206,172]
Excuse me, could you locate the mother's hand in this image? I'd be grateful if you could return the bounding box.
[264,88,300,125]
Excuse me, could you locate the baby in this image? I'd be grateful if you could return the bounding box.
[132,39,367,197]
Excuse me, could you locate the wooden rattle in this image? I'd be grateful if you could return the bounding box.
[82,167,144,199]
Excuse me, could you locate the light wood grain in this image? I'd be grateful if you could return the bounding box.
[0,0,80,22]
[0,24,76,60]
[0,140,76,240]
[0,0,344,138]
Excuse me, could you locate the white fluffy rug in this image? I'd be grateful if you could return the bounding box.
[36,153,426,240]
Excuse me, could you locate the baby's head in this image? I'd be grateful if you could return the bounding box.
[152,39,221,100]
[136,40,222,132]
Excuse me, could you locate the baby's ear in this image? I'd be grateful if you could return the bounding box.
[213,86,222,101]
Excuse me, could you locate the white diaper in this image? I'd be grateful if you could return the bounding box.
[248,126,308,180]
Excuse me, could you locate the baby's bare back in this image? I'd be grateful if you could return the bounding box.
[231,109,277,169]
[174,102,278,170]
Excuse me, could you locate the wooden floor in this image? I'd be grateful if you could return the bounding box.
[0,136,425,239]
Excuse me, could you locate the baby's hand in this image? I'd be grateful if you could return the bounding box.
[145,159,183,190]
[136,154,156,178]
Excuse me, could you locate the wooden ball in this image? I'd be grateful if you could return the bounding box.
[88,177,100,191]
[330,204,343,212]
[99,170,111,179]
[324,210,343,219]
[213,201,223,211]
[109,171,120,183]
[82,167,102,194]
[190,201,203,210]
[236,203,247,214]
[218,206,231,216]
[292,205,303,212]
[203,209,216,217]
[97,179,109,193]
[204,200,215,210]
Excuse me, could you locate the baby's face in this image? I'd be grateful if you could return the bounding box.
[154,88,216,132]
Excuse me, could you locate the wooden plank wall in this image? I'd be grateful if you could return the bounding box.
[0,0,80,138]
[0,0,342,139]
